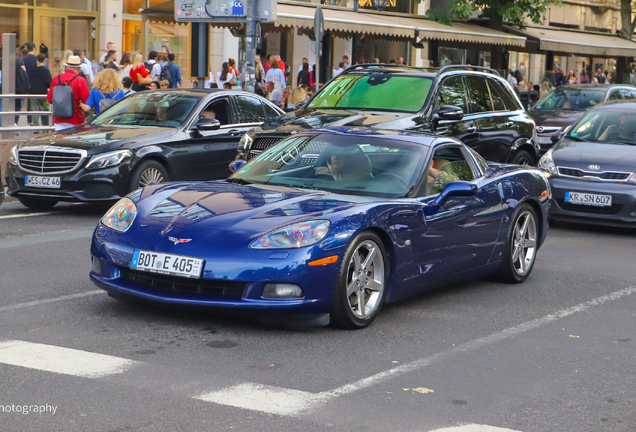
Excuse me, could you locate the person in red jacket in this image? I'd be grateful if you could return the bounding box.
[46,55,90,131]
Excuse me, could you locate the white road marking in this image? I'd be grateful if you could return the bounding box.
[0,211,56,219]
[0,290,103,312]
[428,425,522,432]
[0,340,140,378]
[195,286,636,415]
[0,227,95,249]
[196,383,326,416]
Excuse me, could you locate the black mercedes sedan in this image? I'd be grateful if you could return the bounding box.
[539,100,636,227]
[5,89,284,209]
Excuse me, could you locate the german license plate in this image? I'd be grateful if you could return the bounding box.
[131,250,204,278]
[565,191,612,207]
[24,175,61,188]
[538,136,552,144]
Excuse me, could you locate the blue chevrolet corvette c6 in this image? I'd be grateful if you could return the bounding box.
[90,128,551,329]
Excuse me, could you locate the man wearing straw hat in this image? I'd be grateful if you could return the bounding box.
[46,55,90,131]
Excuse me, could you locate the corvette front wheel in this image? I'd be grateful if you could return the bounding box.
[330,231,388,329]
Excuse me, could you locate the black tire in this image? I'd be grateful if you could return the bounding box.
[18,196,58,210]
[509,149,535,166]
[496,203,539,283]
[330,231,389,329]
[129,160,168,192]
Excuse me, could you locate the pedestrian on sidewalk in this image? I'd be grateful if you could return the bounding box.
[100,50,118,71]
[122,77,135,96]
[146,51,162,81]
[265,59,286,94]
[266,81,282,106]
[28,53,52,127]
[80,69,125,115]
[22,42,38,125]
[165,54,182,88]
[130,53,151,91]
[118,52,132,82]
[46,55,90,131]
[78,50,94,87]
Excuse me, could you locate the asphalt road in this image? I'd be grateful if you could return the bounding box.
[0,197,635,432]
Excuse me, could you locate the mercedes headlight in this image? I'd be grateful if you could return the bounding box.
[85,150,132,170]
[101,197,137,232]
[9,145,19,165]
[251,221,330,249]
[538,149,557,176]
[238,133,253,151]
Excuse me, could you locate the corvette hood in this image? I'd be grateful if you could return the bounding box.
[258,108,411,133]
[130,181,373,250]
[552,140,636,172]
[18,125,175,153]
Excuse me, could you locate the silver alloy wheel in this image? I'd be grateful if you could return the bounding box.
[139,168,165,187]
[512,210,537,275]
[346,240,385,319]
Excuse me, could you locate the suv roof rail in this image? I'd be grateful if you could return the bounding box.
[436,65,501,77]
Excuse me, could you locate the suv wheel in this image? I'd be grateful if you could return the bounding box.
[510,149,534,166]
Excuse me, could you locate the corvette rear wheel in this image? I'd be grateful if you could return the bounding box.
[331,231,387,329]
[496,203,538,283]
[129,160,168,191]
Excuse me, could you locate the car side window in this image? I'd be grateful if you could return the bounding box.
[491,79,523,111]
[419,146,477,196]
[620,89,635,100]
[608,90,622,101]
[437,76,468,113]
[200,97,232,126]
[487,78,507,111]
[631,90,636,99]
[465,76,494,113]
[263,102,282,119]
[237,96,266,123]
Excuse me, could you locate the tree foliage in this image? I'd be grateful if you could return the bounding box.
[620,0,636,40]
[426,0,560,31]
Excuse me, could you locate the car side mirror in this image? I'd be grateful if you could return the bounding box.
[432,105,464,127]
[229,160,247,173]
[551,131,564,144]
[423,181,478,215]
[192,118,221,132]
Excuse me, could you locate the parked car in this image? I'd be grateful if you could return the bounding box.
[539,100,636,227]
[91,128,550,329]
[236,65,539,167]
[529,84,636,154]
[5,89,284,210]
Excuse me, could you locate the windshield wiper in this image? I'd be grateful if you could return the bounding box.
[610,140,636,146]
[566,135,585,141]
[225,178,254,185]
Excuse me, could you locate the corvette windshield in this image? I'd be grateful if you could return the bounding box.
[534,88,604,111]
[232,133,428,198]
[569,110,636,145]
[308,74,433,112]
[91,92,200,127]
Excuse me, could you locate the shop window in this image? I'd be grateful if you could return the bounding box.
[0,8,33,47]
[37,0,98,11]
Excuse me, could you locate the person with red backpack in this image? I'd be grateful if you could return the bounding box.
[46,55,90,131]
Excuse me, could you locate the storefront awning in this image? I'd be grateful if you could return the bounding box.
[276,3,525,46]
[141,1,176,24]
[517,26,636,57]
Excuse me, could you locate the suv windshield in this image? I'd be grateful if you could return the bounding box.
[568,109,636,145]
[232,133,427,197]
[534,88,604,111]
[308,74,433,112]
[91,92,200,127]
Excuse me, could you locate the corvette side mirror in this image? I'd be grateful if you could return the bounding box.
[229,160,247,173]
[424,181,478,215]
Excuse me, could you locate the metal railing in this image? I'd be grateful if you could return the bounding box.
[0,94,54,133]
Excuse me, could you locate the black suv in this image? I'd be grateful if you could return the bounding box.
[236,65,539,166]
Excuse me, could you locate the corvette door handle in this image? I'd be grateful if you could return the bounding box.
[228,129,241,136]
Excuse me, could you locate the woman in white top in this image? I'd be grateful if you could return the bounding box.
[265,59,286,94]
[118,52,133,81]
[216,62,237,89]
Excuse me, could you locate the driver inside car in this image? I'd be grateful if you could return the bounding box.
[598,114,636,141]
[156,102,171,122]
[200,106,216,120]
[313,144,373,182]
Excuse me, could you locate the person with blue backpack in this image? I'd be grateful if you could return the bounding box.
[164,53,181,88]
[80,69,125,115]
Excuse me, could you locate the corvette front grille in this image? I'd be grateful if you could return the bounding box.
[18,148,86,174]
[122,269,245,297]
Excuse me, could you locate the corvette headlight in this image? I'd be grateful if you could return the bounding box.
[251,220,330,249]
[9,145,19,165]
[238,133,253,151]
[85,150,132,170]
[538,149,557,176]
[101,197,137,232]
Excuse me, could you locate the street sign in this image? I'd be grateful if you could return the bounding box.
[174,0,276,23]
[314,7,324,42]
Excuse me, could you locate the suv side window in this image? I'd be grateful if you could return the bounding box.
[620,89,635,99]
[491,79,523,111]
[437,76,468,113]
[465,76,494,113]
[487,78,507,111]
[608,90,622,101]
[237,96,266,123]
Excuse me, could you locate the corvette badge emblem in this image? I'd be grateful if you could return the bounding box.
[168,236,192,245]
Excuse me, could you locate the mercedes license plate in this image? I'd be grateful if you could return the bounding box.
[131,250,204,278]
[25,175,61,188]
[538,136,552,144]
[565,191,612,207]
